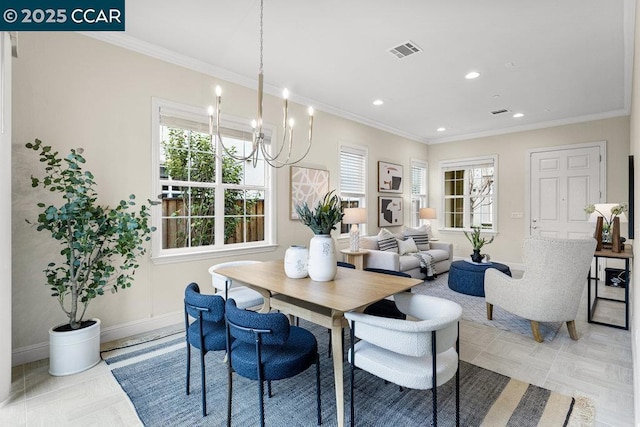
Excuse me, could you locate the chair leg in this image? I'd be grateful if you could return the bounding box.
[315,353,322,426]
[431,330,438,427]
[455,324,460,427]
[226,366,233,427]
[486,302,493,320]
[530,321,543,343]
[259,380,265,427]
[200,348,207,417]
[566,320,579,340]
[327,329,332,358]
[186,343,191,395]
[267,380,272,398]
[350,324,356,427]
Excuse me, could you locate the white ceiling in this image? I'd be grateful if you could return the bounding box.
[94,0,635,144]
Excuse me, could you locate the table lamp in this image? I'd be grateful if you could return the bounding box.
[419,207,436,224]
[343,208,367,252]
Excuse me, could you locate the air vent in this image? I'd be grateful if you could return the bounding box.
[387,41,422,59]
[491,109,510,115]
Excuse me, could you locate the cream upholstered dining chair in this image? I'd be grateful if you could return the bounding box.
[208,261,264,310]
[345,292,462,427]
[485,236,596,343]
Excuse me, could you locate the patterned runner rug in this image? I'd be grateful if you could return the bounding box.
[102,320,592,426]
[412,273,563,341]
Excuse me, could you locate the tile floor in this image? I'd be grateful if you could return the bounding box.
[0,282,634,426]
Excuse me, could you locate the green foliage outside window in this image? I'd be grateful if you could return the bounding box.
[161,128,246,247]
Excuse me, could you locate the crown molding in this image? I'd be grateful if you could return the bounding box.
[80,32,428,144]
[427,109,630,145]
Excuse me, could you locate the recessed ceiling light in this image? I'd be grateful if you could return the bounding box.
[465,71,480,80]
[373,99,384,106]
[437,127,446,132]
[513,113,524,118]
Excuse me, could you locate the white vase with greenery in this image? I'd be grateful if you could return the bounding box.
[295,191,344,282]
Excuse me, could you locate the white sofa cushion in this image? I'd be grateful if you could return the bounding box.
[377,228,398,252]
[403,225,430,251]
[397,237,418,255]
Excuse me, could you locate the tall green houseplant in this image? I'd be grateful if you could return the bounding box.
[26,139,156,330]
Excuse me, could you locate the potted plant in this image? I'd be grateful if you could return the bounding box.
[464,226,494,263]
[25,139,156,375]
[295,190,344,281]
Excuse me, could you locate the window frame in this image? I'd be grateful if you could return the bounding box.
[410,159,428,227]
[151,98,277,264]
[439,155,498,233]
[338,143,368,237]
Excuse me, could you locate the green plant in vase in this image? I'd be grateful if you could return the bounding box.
[295,190,344,235]
[464,226,494,263]
[295,190,344,281]
[25,138,157,375]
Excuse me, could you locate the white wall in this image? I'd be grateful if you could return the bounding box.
[11,32,427,363]
[0,32,13,403]
[427,116,630,264]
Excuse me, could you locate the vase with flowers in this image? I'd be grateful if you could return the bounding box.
[295,190,344,281]
[584,203,628,246]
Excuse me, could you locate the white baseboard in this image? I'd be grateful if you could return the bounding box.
[12,311,183,367]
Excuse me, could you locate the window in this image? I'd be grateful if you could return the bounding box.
[339,144,367,235]
[152,99,274,261]
[410,160,428,227]
[441,156,497,231]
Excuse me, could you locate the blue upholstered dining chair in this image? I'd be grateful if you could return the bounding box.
[346,293,462,427]
[184,282,227,417]
[225,299,322,427]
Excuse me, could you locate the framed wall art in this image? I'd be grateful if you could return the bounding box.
[378,161,403,193]
[379,196,403,227]
[290,166,330,220]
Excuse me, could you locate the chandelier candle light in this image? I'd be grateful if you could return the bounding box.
[208,0,314,168]
[342,208,367,252]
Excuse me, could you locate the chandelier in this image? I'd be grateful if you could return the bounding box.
[208,0,314,168]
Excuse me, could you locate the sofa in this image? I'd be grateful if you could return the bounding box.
[359,227,453,279]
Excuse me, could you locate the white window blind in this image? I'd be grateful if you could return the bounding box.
[340,147,366,194]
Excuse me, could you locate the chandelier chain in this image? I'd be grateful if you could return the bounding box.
[259,0,264,74]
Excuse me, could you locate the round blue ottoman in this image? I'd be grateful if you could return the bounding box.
[448,260,511,297]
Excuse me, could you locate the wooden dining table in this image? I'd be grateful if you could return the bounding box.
[215,260,422,427]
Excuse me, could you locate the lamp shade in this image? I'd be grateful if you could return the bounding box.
[343,208,367,225]
[419,208,437,220]
[587,203,628,223]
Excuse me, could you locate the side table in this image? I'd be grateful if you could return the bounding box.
[340,249,368,270]
[588,245,632,330]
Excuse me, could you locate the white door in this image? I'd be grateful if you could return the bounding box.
[529,145,602,238]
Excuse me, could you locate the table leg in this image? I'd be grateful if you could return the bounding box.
[331,311,345,427]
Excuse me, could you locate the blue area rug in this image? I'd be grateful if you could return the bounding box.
[102,320,590,426]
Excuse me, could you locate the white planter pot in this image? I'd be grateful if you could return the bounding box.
[307,235,337,282]
[284,245,309,278]
[49,318,101,376]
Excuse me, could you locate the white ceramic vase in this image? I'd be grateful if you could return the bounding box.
[307,234,337,282]
[284,245,309,278]
[49,318,101,376]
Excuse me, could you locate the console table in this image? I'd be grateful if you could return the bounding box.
[588,245,632,330]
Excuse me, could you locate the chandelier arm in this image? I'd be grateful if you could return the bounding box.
[260,133,313,167]
[216,128,259,163]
